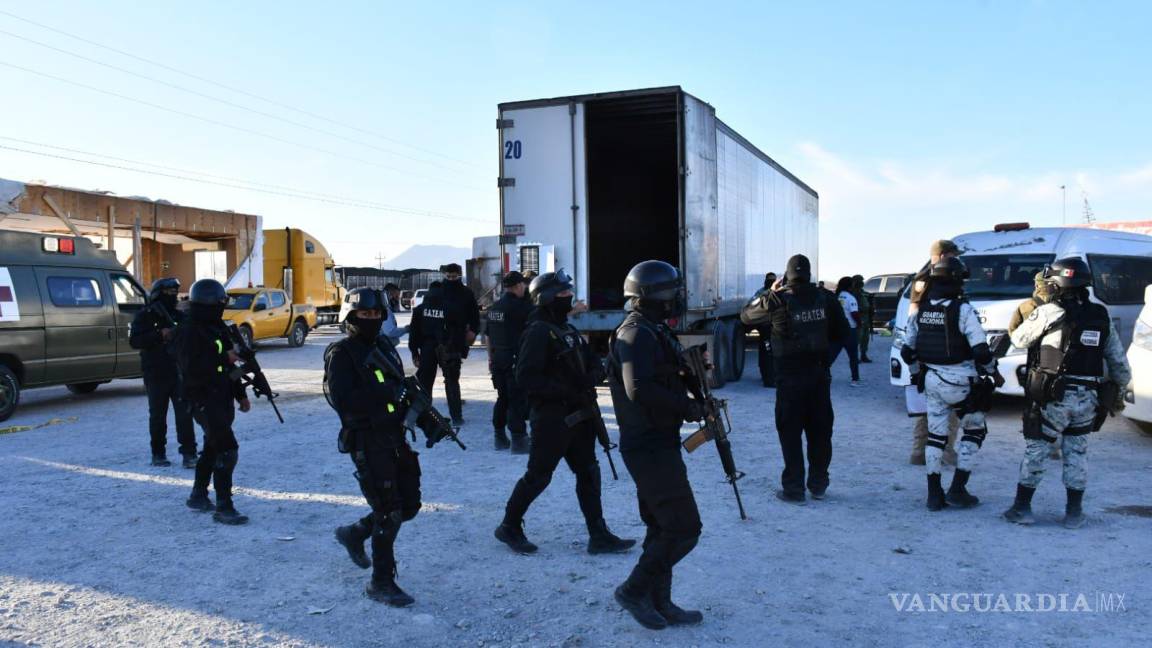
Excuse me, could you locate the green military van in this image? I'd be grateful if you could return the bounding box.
[0,230,150,421]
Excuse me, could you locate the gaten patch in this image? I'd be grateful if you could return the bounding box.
[0,416,79,435]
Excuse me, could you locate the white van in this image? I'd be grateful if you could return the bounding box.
[1122,285,1152,426]
[890,224,1152,396]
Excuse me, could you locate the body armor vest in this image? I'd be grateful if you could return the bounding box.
[1036,301,1109,378]
[771,289,831,359]
[915,299,971,365]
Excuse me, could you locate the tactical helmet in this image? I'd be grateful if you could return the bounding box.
[149,277,180,299]
[341,288,385,321]
[929,257,969,281]
[188,279,228,306]
[529,269,574,306]
[1045,257,1092,289]
[624,260,681,299]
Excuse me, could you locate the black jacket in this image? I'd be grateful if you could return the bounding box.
[741,282,850,378]
[609,310,692,451]
[174,318,246,404]
[325,335,408,447]
[516,308,603,411]
[129,303,185,376]
[486,292,532,371]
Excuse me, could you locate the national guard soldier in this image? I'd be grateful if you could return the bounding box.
[741,254,850,503]
[1008,271,1060,460]
[175,279,252,525]
[326,288,422,606]
[494,270,635,555]
[130,277,196,468]
[608,260,705,630]
[486,271,532,452]
[900,257,1004,511]
[906,240,962,466]
[1004,258,1131,529]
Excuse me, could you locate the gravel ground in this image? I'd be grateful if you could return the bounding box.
[1,330,1150,647]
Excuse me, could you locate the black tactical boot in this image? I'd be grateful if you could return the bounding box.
[510,433,530,455]
[151,453,171,467]
[495,520,538,554]
[186,490,214,512]
[335,523,372,569]
[775,489,806,505]
[366,577,415,607]
[946,469,980,508]
[615,572,667,630]
[652,572,703,626]
[494,428,511,450]
[213,503,249,526]
[1063,488,1086,529]
[1003,483,1037,525]
[587,518,637,555]
[181,454,198,469]
[926,474,948,512]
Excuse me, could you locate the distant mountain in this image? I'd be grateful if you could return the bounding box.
[385,244,470,271]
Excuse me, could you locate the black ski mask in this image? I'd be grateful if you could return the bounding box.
[548,295,574,319]
[346,314,384,341]
[190,302,225,323]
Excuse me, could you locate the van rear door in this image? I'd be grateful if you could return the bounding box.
[36,268,117,383]
[108,272,147,376]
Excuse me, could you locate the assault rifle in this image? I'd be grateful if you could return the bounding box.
[145,299,178,330]
[223,322,284,423]
[555,341,619,480]
[366,345,466,450]
[679,344,747,520]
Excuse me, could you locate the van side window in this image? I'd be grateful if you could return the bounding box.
[863,277,883,293]
[1087,255,1152,305]
[110,274,147,311]
[305,241,315,254]
[47,276,103,307]
[269,291,287,308]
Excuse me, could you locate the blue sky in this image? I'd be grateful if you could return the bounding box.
[1,0,1150,280]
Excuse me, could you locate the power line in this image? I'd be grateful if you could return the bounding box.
[0,60,489,192]
[0,7,483,169]
[0,27,480,178]
[0,142,490,223]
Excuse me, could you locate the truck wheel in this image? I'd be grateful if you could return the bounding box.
[0,366,20,422]
[66,382,100,395]
[728,320,746,382]
[709,321,730,389]
[238,325,255,349]
[287,319,308,347]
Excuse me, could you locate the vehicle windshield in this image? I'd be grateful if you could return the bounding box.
[960,253,1054,300]
[226,293,255,309]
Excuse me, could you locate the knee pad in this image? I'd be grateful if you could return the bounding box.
[926,433,949,450]
[372,512,400,536]
[961,428,988,448]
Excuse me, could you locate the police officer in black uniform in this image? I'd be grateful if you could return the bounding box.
[494,270,635,555]
[409,274,473,427]
[486,271,532,452]
[608,260,706,630]
[741,254,850,503]
[176,279,251,525]
[130,277,197,468]
[754,272,778,388]
[442,263,481,424]
[326,288,422,607]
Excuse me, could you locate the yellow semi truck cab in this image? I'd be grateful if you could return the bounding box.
[263,228,344,325]
[224,287,316,347]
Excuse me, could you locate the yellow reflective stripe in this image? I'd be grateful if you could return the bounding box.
[217,366,223,373]
[374,369,385,383]
[387,403,396,413]
[215,339,223,354]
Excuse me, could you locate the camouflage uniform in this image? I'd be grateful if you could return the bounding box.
[906,274,958,465]
[1009,303,1130,491]
[905,298,994,477]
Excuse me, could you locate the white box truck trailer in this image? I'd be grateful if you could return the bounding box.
[497,86,819,385]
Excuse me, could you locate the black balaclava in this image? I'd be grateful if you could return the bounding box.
[158,293,178,312]
[927,277,963,300]
[347,314,384,342]
[547,295,574,320]
[190,302,224,323]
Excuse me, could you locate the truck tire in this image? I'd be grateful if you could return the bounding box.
[709,321,730,389]
[66,382,100,395]
[727,320,746,382]
[238,324,255,349]
[287,319,308,348]
[0,365,19,422]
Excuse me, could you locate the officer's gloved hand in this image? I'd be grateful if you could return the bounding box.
[991,370,1006,389]
[1111,385,1127,413]
[684,399,707,423]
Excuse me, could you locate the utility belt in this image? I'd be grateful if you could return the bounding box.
[1025,369,1101,405]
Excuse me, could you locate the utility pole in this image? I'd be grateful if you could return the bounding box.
[1060,185,1067,225]
[375,252,386,270]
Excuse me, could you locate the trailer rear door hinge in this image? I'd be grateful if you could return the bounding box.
[496,119,514,129]
[497,177,516,188]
